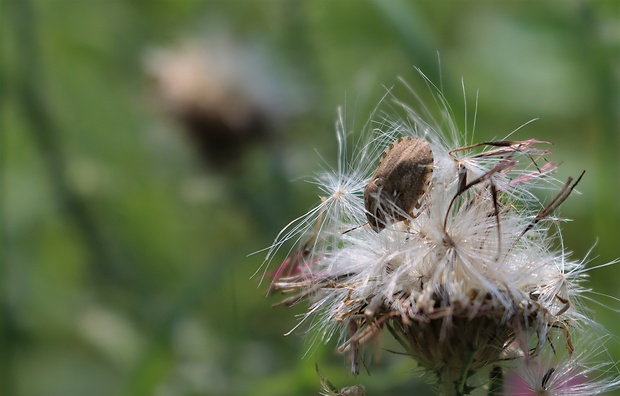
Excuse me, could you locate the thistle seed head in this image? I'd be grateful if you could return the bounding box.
[262,80,619,395]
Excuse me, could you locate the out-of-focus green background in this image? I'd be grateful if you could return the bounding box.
[2,1,619,395]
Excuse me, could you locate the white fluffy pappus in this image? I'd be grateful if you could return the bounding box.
[504,332,620,395]
[263,77,618,396]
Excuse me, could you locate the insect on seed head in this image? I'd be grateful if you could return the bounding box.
[364,136,434,232]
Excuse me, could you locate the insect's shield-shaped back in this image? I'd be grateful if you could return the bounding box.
[364,136,433,232]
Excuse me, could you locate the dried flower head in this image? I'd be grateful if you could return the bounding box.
[145,33,302,167]
[263,76,619,395]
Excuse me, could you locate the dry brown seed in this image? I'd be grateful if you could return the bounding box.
[364,136,433,232]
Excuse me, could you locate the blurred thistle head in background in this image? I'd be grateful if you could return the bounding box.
[144,31,305,169]
[262,75,620,395]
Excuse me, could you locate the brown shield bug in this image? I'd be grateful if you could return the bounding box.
[364,136,434,232]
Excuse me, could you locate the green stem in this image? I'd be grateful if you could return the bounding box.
[488,365,503,396]
[455,350,476,395]
[439,350,476,396]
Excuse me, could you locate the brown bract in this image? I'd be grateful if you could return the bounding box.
[364,136,434,232]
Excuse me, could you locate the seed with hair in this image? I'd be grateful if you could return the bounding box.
[364,136,433,232]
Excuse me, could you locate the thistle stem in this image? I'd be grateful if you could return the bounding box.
[456,350,476,395]
[488,365,503,396]
[438,349,476,396]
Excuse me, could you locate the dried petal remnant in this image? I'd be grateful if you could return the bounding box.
[364,136,433,232]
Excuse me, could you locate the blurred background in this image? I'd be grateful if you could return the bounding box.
[2,0,619,395]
